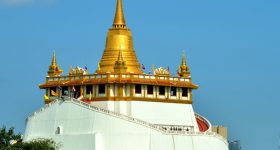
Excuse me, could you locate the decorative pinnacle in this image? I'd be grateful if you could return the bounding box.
[114,47,127,73]
[48,50,63,77]
[178,51,190,78]
[51,51,57,67]
[117,47,124,61]
[115,47,126,66]
[182,51,187,67]
[113,0,126,28]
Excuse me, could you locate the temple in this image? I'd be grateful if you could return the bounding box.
[23,0,229,150]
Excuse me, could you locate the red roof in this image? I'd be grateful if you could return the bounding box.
[196,117,209,132]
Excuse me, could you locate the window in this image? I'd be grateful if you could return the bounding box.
[135,84,142,94]
[98,84,106,94]
[56,126,62,135]
[62,86,69,96]
[170,87,177,96]
[182,88,188,97]
[86,85,93,95]
[147,85,153,95]
[159,86,165,95]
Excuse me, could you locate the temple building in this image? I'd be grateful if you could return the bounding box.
[23,0,229,150]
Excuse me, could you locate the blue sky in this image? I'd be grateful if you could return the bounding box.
[0,0,280,149]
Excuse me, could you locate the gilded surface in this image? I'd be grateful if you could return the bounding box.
[69,66,88,76]
[48,52,63,77]
[154,67,170,76]
[97,0,142,74]
[114,49,128,73]
[178,53,190,78]
[113,0,126,27]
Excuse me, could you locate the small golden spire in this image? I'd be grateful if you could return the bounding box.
[182,52,187,66]
[117,47,124,61]
[51,51,57,67]
[178,52,190,78]
[114,48,127,73]
[48,51,63,77]
[113,0,126,28]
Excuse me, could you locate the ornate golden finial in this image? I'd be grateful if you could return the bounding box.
[113,0,126,28]
[114,48,127,73]
[51,51,57,67]
[182,52,187,66]
[69,66,88,76]
[154,67,170,76]
[48,51,63,77]
[178,52,190,78]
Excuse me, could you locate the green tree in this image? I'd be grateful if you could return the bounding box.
[0,126,22,149]
[0,126,61,150]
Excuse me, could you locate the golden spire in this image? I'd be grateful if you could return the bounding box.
[51,51,57,67]
[113,0,126,28]
[96,0,142,74]
[178,52,190,78]
[48,51,63,77]
[117,47,124,62]
[182,52,187,66]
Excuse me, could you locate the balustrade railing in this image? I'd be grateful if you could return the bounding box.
[156,124,194,132]
[46,73,191,83]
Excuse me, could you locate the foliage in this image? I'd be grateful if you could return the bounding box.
[0,126,22,149]
[22,138,61,150]
[0,126,61,150]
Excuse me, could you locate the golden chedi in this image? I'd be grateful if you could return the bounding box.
[96,0,142,74]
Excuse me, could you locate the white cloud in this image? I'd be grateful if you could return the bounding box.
[0,0,54,6]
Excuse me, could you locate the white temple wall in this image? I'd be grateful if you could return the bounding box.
[130,101,199,131]
[91,101,199,130]
[24,101,228,150]
[119,101,131,115]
